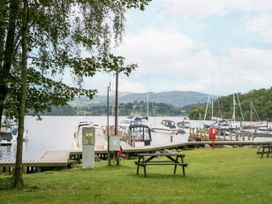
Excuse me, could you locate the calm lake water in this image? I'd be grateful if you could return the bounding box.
[0,116,190,161]
[0,116,271,161]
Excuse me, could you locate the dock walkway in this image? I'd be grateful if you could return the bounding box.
[0,150,75,174]
[1,140,271,174]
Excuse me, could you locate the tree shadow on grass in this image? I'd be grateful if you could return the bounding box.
[127,173,188,180]
[0,176,13,190]
[0,176,40,191]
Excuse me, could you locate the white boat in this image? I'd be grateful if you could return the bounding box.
[177,121,190,129]
[73,121,107,151]
[119,116,148,132]
[10,127,29,142]
[151,119,178,134]
[127,124,152,147]
[203,117,236,130]
[0,126,13,146]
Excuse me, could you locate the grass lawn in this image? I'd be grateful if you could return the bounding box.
[0,148,271,204]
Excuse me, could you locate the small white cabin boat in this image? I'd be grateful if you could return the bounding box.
[119,116,148,132]
[0,126,13,146]
[73,122,107,151]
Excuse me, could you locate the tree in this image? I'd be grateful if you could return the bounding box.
[188,87,272,121]
[14,0,28,188]
[0,0,151,188]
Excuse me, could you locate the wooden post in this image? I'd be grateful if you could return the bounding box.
[235,131,238,141]
[114,72,120,166]
[107,83,111,166]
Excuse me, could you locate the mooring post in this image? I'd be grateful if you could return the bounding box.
[235,131,238,141]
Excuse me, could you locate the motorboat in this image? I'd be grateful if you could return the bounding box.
[203,118,236,130]
[150,119,179,135]
[160,120,176,129]
[128,124,152,147]
[177,121,190,129]
[119,116,148,132]
[73,121,107,151]
[9,126,29,142]
[0,126,13,146]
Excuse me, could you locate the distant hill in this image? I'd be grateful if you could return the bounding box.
[69,91,210,107]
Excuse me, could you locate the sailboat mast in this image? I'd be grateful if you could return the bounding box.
[204,94,210,121]
[146,92,149,117]
[232,93,236,122]
[211,96,214,119]
[250,100,253,126]
[114,72,119,136]
[236,93,244,121]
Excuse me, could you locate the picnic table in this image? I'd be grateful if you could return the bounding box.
[135,150,188,177]
[257,144,272,158]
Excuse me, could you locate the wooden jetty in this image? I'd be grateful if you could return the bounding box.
[189,127,257,141]
[1,140,272,174]
[93,140,272,159]
[0,150,77,174]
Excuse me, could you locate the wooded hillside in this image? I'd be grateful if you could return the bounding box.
[188,87,272,121]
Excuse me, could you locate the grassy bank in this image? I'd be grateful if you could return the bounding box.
[0,148,271,203]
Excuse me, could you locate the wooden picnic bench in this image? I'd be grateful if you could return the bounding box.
[135,151,188,177]
[256,144,272,158]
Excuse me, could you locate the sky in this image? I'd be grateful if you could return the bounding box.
[78,0,272,96]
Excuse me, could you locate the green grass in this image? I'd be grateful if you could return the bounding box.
[0,148,272,204]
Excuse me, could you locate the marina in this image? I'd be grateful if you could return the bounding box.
[1,116,272,173]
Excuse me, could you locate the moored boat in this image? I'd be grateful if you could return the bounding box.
[73,121,107,151]
[0,126,13,146]
[119,116,148,132]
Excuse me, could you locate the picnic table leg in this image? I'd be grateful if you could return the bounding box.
[268,146,271,158]
[174,156,178,174]
[181,157,186,177]
[136,157,141,175]
[182,165,186,177]
[144,164,147,177]
[261,146,265,158]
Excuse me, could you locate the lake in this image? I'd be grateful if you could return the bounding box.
[0,116,190,161]
[0,116,271,161]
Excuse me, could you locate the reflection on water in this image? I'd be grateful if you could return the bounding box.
[0,116,271,161]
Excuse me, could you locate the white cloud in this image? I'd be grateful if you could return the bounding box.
[157,0,272,18]
[161,0,227,19]
[118,78,147,93]
[114,28,272,95]
[245,12,272,42]
[79,1,272,96]
[117,28,197,75]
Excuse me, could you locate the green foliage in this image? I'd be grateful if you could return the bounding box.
[0,0,151,120]
[188,105,205,120]
[188,87,272,121]
[38,100,183,116]
[119,91,210,107]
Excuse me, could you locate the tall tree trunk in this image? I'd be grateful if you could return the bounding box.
[14,0,28,189]
[0,1,7,66]
[0,0,7,129]
[0,1,7,65]
[0,0,18,129]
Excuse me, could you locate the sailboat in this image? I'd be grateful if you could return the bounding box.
[241,101,272,137]
[203,93,241,130]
